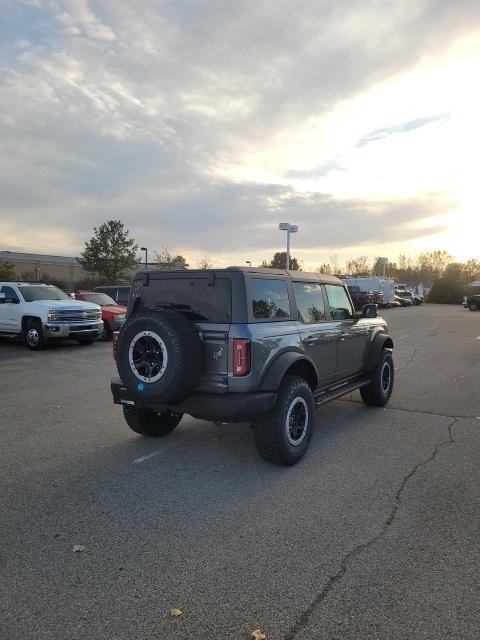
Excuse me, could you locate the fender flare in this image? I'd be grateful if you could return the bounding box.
[364,333,394,372]
[259,352,319,392]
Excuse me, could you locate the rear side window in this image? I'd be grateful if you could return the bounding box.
[250,278,290,320]
[0,286,19,303]
[325,284,353,320]
[116,287,131,305]
[294,282,326,323]
[141,277,232,323]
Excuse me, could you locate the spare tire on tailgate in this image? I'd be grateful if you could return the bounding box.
[116,309,202,403]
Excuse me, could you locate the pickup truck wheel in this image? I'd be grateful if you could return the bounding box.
[123,405,182,437]
[99,321,112,341]
[468,302,479,311]
[24,319,46,350]
[360,349,394,407]
[252,375,315,466]
[116,310,202,403]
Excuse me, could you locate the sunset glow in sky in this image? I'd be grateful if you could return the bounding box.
[1,1,479,269]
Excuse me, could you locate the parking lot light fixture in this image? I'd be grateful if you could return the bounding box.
[278,223,298,270]
[141,247,148,270]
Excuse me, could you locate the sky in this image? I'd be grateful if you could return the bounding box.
[0,0,479,270]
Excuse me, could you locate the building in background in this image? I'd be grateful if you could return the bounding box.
[0,251,87,284]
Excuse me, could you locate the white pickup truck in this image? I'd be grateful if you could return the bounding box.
[0,282,103,349]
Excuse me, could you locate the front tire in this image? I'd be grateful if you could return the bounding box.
[252,375,315,466]
[360,349,394,407]
[99,321,112,341]
[123,405,182,437]
[469,302,479,311]
[24,319,46,350]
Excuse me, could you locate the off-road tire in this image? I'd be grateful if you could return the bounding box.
[116,309,202,403]
[252,375,315,466]
[469,302,479,311]
[360,349,394,407]
[77,338,94,345]
[123,405,182,437]
[24,319,46,350]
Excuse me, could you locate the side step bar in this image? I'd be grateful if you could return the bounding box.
[314,378,370,407]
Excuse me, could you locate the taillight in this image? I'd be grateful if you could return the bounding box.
[112,331,120,360]
[233,338,250,376]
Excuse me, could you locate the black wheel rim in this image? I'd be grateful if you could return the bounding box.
[286,397,308,446]
[381,361,391,393]
[129,331,168,383]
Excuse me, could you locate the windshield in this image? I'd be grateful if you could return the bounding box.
[78,293,116,306]
[19,285,71,302]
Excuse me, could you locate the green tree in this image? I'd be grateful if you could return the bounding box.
[155,247,189,269]
[78,220,138,282]
[0,261,15,281]
[315,262,332,274]
[463,259,480,282]
[264,251,300,270]
[197,256,213,270]
[345,256,371,276]
[418,250,453,281]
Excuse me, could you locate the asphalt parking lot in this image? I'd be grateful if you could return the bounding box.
[1,304,479,640]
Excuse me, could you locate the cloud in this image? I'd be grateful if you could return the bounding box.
[356,113,451,147]
[0,0,479,265]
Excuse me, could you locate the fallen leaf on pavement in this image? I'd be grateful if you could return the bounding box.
[72,544,85,553]
[251,629,266,640]
[170,608,182,617]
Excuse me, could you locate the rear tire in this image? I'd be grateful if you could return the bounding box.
[24,319,46,350]
[469,302,479,311]
[123,405,182,437]
[252,375,315,466]
[360,349,394,407]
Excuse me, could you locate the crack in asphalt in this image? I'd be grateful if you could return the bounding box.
[340,397,478,420]
[397,345,418,371]
[283,417,458,640]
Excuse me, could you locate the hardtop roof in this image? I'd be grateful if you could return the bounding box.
[135,267,343,285]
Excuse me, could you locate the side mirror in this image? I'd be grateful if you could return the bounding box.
[362,303,378,318]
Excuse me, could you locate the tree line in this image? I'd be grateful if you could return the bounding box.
[1,220,478,304]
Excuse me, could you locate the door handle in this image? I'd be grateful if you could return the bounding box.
[304,338,316,346]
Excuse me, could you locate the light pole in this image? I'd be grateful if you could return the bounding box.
[378,256,388,277]
[278,223,298,270]
[141,247,148,270]
[246,261,252,267]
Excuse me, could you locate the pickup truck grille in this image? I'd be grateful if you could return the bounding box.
[48,309,100,322]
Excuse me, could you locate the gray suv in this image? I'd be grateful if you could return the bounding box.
[111,268,394,465]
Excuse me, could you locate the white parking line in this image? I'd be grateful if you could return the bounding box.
[132,441,179,464]
[397,335,409,340]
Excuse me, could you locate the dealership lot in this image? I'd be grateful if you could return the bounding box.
[1,304,479,639]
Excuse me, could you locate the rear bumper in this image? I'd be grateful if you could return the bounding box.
[111,377,276,422]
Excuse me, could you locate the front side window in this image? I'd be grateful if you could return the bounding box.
[250,278,290,320]
[294,282,327,323]
[325,284,353,320]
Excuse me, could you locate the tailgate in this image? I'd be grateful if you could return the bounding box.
[195,323,230,393]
